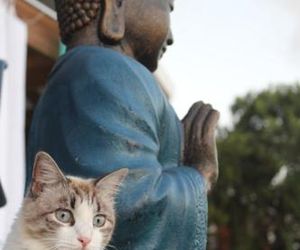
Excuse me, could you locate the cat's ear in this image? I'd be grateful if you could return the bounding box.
[95,168,128,199]
[30,152,67,196]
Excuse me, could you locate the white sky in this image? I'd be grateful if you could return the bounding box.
[160,0,300,126]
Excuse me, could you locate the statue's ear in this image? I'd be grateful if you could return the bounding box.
[100,0,126,43]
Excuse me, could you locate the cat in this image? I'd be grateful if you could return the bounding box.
[4,151,128,250]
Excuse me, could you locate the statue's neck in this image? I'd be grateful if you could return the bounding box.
[67,37,134,62]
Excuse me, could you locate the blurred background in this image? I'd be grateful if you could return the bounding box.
[1,0,300,249]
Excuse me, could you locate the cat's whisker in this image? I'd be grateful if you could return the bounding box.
[90,245,102,250]
[46,245,59,250]
[106,243,118,250]
[55,242,77,250]
[42,241,61,250]
[41,237,78,250]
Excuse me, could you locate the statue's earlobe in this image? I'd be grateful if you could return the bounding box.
[100,0,126,43]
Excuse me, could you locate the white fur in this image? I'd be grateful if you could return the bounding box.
[3,199,105,250]
[3,214,49,250]
[54,200,104,250]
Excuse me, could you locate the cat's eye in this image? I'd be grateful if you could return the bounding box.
[55,209,73,224]
[93,214,106,227]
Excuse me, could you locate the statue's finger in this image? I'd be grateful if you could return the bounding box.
[202,109,220,141]
[182,101,203,124]
[182,101,204,145]
[191,104,212,146]
[205,163,219,192]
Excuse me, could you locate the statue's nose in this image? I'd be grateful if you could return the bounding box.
[166,30,174,46]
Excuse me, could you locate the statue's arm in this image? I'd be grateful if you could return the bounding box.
[61,75,208,247]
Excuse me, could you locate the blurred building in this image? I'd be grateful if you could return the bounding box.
[0,0,29,245]
[0,0,58,245]
[15,0,59,134]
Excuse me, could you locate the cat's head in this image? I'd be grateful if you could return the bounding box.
[23,151,128,250]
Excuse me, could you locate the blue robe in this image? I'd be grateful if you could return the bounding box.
[27,46,207,250]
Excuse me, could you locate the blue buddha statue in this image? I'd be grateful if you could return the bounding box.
[27,0,220,249]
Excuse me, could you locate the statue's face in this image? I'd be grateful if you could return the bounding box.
[124,0,174,72]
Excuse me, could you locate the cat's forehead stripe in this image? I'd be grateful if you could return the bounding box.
[70,194,76,209]
[68,177,94,191]
[68,177,97,207]
[97,201,101,212]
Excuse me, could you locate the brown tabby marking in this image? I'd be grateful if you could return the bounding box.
[4,152,128,250]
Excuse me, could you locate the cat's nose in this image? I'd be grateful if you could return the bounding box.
[77,236,91,247]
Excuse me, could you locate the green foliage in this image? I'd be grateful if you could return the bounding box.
[209,84,300,250]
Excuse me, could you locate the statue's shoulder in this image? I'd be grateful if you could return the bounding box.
[46,46,164,113]
[48,46,160,95]
[49,45,159,93]
[51,46,147,79]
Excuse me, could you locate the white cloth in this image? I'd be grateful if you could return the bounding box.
[0,2,27,246]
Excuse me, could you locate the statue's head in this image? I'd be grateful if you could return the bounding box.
[55,0,174,72]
